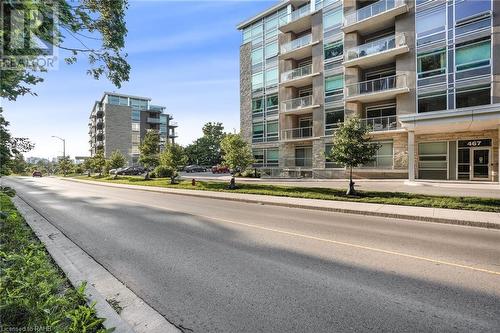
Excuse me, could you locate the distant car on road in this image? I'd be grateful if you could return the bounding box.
[211,165,229,174]
[32,171,42,177]
[116,166,145,175]
[184,165,206,173]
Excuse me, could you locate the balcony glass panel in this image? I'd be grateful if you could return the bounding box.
[281,34,312,54]
[281,127,313,141]
[279,4,311,26]
[281,95,313,112]
[345,0,405,26]
[346,34,406,61]
[346,74,407,97]
[361,115,399,132]
[281,64,312,82]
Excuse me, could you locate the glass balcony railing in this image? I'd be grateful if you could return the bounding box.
[281,126,313,141]
[147,117,161,124]
[346,33,407,61]
[281,34,312,54]
[281,64,313,82]
[169,121,178,127]
[361,115,399,132]
[282,157,313,168]
[281,95,313,112]
[345,74,407,98]
[344,0,406,27]
[279,4,311,27]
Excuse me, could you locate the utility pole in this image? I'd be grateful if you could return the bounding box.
[51,136,66,176]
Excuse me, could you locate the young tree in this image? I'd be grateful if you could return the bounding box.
[108,150,126,178]
[185,122,226,166]
[10,154,27,175]
[56,156,74,176]
[82,157,94,177]
[92,150,106,177]
[0,108,35,175]
[139,130,160,179]
[220,134,254,189]
[158,144,188,184]
[1,1,130,101]
[326,117,380,196]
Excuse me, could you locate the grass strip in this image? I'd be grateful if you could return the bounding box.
[73,176,500,213]
[0,192,112,333]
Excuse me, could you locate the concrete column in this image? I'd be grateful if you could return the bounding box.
[408,130,415,181]
[498,127,500,183]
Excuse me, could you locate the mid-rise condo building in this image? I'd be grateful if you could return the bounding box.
[88,92,178,165]
[238,0,500,182]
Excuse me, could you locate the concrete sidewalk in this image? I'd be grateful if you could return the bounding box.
[66,178,500,230]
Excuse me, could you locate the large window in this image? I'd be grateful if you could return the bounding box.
[416,5,446,38]
[132,110,141,121]
[455,0,491,23]
[324,40,343,60]
[456,84,490,108]
[325,108,344,136]
[131,122,140,131]
[325,144,342,168]
[324,8,342,30]
[266,149,279,166]
[130,98,148,110]
[364,141,394,168]
[266,121,279,141]
[252,97,264,116]
[252,72,264,92]
[265,42,278,59]
[455,39,491,72]
[325,74,343,103]
[252,122,264,143]
[251,48,263,66]
[266,94,279,114]
[265,68,278,88]
[108,95,128,106]
[418,142,448,180]
[417,49,446,78]
[418,91,447,113]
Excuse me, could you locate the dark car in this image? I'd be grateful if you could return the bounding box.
[32,171,42,177]
[184,165,206,173]
[117,166,145,175]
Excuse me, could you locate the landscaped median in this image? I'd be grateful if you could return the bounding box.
[73,175,500,213]
[0,191,111,332]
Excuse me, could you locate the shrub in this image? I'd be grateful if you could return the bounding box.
[240,169,260,178]
[153,165,173,178]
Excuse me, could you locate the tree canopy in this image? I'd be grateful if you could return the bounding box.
[185,122,226,166]
[138,130,160,169]
[159,143,187,184]
[0,108,34,175]
[220,134,254,172]
[1,0,130,101]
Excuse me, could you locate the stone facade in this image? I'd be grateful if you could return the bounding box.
[103,104,132,163]
[240,42,253,145]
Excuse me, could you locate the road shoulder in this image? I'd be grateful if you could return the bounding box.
[12,195,180,333]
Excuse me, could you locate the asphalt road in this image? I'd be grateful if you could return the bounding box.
[3,176,500,332]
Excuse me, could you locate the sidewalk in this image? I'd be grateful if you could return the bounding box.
[67,178,500,230]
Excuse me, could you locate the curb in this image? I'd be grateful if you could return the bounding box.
[63,178,500,230]
[12,194,180,333]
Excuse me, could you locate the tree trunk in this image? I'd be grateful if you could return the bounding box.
[346,166,356,196]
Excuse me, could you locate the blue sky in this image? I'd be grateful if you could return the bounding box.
[1,0,275,159]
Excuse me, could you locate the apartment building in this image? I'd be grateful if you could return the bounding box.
[88,92,178,165]
[238,0,500,182]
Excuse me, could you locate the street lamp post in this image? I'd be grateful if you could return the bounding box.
[51,136,66,176]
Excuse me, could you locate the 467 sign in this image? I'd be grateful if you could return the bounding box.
[458,139,492,148]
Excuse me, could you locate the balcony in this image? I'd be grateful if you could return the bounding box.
[344,33,408,68]
[361,115,400,132]
[147,117,161,124]
[281,95,319,115]
[343,0,408,34]
[280,34,316,60]
[281,126,313,141]
[169,121,178,127]
[169,131,178,138]
[282,157,313,168]
[149,104,164,112]
[280,64,319,88]
[279,4,312,34]
[345,74,409,103]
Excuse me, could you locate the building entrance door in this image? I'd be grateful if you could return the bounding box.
[472,148,490,180]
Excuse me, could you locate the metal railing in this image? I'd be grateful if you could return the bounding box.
[346,33,406,61]
[345,74,407,98]
[282,157,313,168]
[279,4,311,27]
[281,64,313,82]
[281,34,312,54]
[281,95,313,112]
[169,121,178,127]
[361,115,399,132]
[344,0,406,26]
[281,126,313,141]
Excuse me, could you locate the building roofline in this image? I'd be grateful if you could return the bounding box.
[103,91,152,101]
[236,0,290,30]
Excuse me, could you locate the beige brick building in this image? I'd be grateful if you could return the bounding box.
[238,0,500,182]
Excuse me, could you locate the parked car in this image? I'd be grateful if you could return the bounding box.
[117,166,145,175]
[109,168,118,175]
[184,165,206,173]
[211,165,229,174]
[32,171,42,177]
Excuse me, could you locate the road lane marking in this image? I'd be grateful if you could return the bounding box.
[12,178,500,277]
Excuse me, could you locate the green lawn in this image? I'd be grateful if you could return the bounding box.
[72,175,500,213]
[0,192,110,332]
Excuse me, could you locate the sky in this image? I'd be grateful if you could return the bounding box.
[0,0,275,159]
